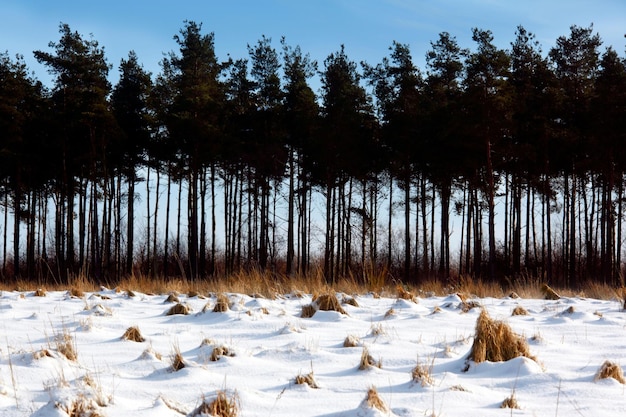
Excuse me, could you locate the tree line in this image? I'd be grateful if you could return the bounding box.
[1,21,625,288]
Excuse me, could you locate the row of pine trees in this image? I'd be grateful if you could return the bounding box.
[1,21,625,287]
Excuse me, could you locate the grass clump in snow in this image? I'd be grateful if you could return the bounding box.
[300,303,317,318]
[56,394,104,417]
[213,293,230,312]
[164,293,180,303]
[315,293,347,314]
[468,309,535,364]
[541,283,560,300]
[511,305,529,316]
[55,328,78,361]
[595,360,625,384]
[34,288,47,297]
[396,285,417,302]
[343,334,361,347]
[359,347,381,370]
[411,359,434,386]
[210,345,235,362]
[190,391,240,417]
[295,371,319,388]
[363,386,388,412]
[166,303,190,316]
[170,344,186,372]
[501,394,520,409]
[122,326,145,342]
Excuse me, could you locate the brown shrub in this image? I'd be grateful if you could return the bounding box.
[511,306,528,316]
[122,326,145,342]
[541,284,560,300]
[468,309,535,364]
[34,288,47,297]
[166,303,190,316]
[69,287,85,298]
[595,360,625,384]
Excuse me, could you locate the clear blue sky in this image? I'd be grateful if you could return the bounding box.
[2,0,625,89]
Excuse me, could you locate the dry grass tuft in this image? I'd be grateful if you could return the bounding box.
[343,334,361,347]
[431,306,442,314]
[295,371,319,388]
[342,296,359,307]
[315,293,347,314]
[364,386,388,412]
[164,293,180,303]
[501,394,520,409]
[595,360,625,384]
[301,303,317,318]
[411,361,434,386]
[122,326,145,342]
[190,391,240,417]
[359,347,381,370]
[33,348,53,359]
[562,305,576,314]
[56,394,103,417]
[541,283,560,300]
[34,288,47,297]
[170,347,186,372]
[166,303,190,316]
[210,345,235,362]
[396,285,417,302]
[508,291,520,299]
[55,328,78,361]
[460,299,481,313]
[511,305,529,316]
[468,309,535,364]
[384,308,396,318]
[69,287,85,298]
[213,293,230,312]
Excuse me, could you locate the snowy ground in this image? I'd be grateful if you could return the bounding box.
[0,288,625,416]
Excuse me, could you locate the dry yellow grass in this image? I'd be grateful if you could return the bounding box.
[210,345,235,362]
[468,309,535,364]
[170,345,186,372]
[190,391,240,417]
[301,304,317,318]
[295,371,319,388]
[411,361,434,386]
[359,347,381,370]
[343,334,360,348]
[164,293,180,303]
[501,394,520,409]
[595,360,625,384]
[213,293,230,312]
[396,285,417,302]
[122,326,145,342]
[55,328,77,361]
[57,395,104,417]
[34,288,47,297]
[541,284,560,300]
[364,386,388,412]
[511,305,529,316]
[166,303,191,316]
[315,293,347,314]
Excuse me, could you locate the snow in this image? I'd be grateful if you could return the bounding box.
[1,288,625,416]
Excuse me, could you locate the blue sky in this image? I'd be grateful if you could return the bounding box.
[2,0,625,89]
